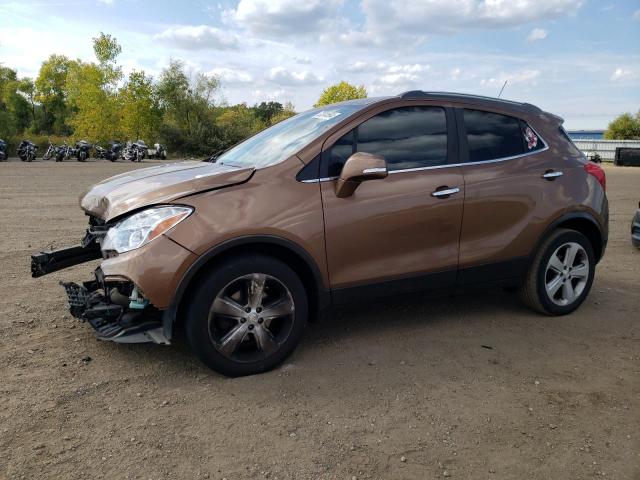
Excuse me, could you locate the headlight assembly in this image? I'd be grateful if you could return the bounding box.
[102,206,193,254]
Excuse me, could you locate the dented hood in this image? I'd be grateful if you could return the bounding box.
[80,161,254,221]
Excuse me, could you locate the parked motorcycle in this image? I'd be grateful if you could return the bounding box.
[0,139,7,161]
[123,140,147,162]
[148,143,167,160]
[43,141,59,161]
[17,140,37,162]
[95,141,123,162]
[75,140,92,162]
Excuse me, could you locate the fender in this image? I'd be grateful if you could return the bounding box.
[532,210,607,263]
[161,235,330,339]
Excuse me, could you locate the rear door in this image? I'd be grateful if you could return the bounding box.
[455,107,559,283]
[320,103,464,299]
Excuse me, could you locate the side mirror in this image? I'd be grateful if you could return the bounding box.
[335,152,388,198]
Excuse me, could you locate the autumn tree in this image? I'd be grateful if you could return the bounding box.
[268,101,296,125]
[35,54,75,135]
[119,70,160,142]
[314,81,367,107]
[605,111,640,140]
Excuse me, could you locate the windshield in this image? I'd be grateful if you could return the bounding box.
[216,103,367,168]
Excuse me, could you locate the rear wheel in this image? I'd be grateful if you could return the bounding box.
[185,254,308,377]
[520,228,595,315]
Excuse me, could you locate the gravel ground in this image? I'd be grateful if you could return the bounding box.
[0,159,638,480]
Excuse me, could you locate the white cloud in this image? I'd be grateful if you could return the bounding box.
[154,25,238,50]
[97,0,114,5]
[480,69,541,87]
[227,0,342,36]
[208,67,253,83]
[527,28,548,42]
[348,0,581,44]
[450,67,461,80]
[633,9,640,21]
[610,68,638,82]
[268,66,322,86]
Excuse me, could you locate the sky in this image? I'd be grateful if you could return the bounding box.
[1,0,639,130]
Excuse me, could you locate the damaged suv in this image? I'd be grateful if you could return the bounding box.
[32,91,608,377]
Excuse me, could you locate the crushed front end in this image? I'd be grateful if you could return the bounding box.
[31,211,197,345]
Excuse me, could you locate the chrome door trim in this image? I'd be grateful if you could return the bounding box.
[304,126,549,182]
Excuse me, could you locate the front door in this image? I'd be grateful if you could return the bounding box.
[320,104,464,300]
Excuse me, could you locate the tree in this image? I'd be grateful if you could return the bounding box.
[254,101,284,123]
[35,54,75,135]
[314,81,367,107]
[604,111,640,140]
[0,66,31,136]
[156,60,221,153]
[268,101,296,125]
[119,70,160,141]
[215,104,264,147]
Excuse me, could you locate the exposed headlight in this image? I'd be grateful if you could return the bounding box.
[102,206,193,254]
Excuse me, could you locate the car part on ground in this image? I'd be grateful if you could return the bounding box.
[31,91,609,377]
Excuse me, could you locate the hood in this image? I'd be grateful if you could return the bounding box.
[80,161,254,221]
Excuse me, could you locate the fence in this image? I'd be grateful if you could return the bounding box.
[573,139,640,162]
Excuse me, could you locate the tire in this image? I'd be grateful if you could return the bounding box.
[520,228,595,315]
[185,254,308,377]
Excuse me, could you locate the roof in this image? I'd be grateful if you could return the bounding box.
[396,90,542,115]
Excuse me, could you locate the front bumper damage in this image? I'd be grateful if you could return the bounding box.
[31,219,172,345]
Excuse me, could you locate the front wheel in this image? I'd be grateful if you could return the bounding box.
[520,228,595,315]
[185,254,308,377]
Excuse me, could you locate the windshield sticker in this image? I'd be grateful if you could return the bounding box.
[524,126,538,149]
[312,110,342,121]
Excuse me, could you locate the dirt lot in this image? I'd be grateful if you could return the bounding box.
[0,159,638,480]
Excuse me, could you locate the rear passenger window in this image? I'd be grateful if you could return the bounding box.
[325,106,448,176]
[463,109,524,162]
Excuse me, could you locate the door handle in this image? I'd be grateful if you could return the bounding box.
[542,170,563,180]
[431,186,460,198]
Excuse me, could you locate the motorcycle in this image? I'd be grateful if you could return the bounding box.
[17,140,37,162]
[0,139,7,161]
[75,140,92,162]
[54,143,69,162]
[123,140,147,162]
[148,143,167,160]
[95,141,123,162]
[42,141,59,161]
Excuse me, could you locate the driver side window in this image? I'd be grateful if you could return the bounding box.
[323,106,448,177]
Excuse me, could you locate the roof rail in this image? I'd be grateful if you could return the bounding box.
[397,91,542,114]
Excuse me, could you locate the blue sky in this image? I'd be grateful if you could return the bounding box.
[1,0,639,129]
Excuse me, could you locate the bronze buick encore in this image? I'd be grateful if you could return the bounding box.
[32,91,609,377]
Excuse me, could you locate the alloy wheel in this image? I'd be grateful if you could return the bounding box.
[208,273,295,363]
[544,242,590,306]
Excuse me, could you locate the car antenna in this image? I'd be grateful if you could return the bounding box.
[498,80,508,98]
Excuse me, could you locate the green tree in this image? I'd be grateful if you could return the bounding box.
[156,60,221,153]
[314,81,367,107]
[66,34,123,141]
[0,66,31,136]
[66,62,121,141]
[215,103,264,147]
[35,54,75,135]
[119,70,160,141]
[268,101,296,125]
[604,111,640,140]
[254,101,284,123]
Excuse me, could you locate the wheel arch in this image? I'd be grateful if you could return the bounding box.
[535,212,605,263]
[163,236,330,339]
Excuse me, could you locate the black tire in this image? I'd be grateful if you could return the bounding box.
[520,228,595,315]
[185,254,308,377]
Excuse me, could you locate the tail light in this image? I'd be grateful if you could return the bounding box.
[584,162,606,191]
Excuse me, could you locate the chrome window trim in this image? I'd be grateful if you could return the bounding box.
[303,123,548,182]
